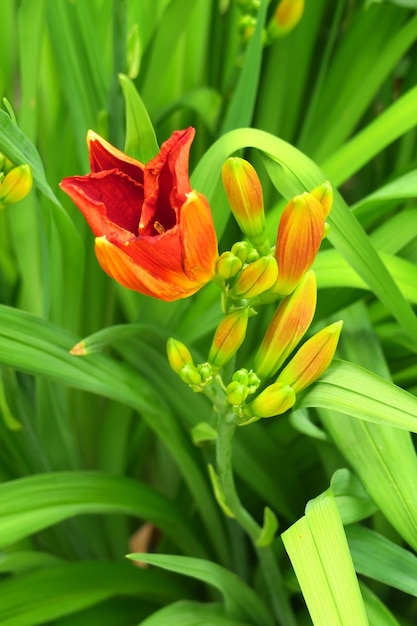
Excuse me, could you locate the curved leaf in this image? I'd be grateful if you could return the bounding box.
[127,554,274,626]
[0,472,205,557]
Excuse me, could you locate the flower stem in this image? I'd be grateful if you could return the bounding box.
[215,411,297,626]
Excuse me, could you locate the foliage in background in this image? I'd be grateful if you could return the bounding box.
[1,0,417,624]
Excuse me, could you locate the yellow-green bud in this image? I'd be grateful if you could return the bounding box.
[226,381,249,406]
[222,157,269,253]
[245,383,296,419]
[310,180,333,219]
[231,241,252,264]
[179,364,203,386]
[208,308,249,369]
[246,247,260,263]
[0,164,33,208]
[197,362,213,383]
[216,251,243,280]
[167,338,194,374]
[231,256,278,299]
[232,368,250,386]
[254,270,317,379]
[276,320,343,393]
[267,0,304,39]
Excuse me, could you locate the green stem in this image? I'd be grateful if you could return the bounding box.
[216,411,297,626]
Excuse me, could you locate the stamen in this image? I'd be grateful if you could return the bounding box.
[154,221,165,235]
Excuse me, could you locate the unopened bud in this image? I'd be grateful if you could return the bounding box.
[0,164,33,208]
[179,364,203,386]
[167,338,194,374]
[274,192,325,296]
[276,320,343,393]
[208,308,249,369]
[245,383,296,420]
[231,256,278,299]
[231,241,252,264]
[222,157,269,253]
[216,251,243,280]
[310,181,333,219]
[226,381,249,406]
[232,368,250,386]
[197,362,213,383]
[254,270,317,379]
[267,0,304,39]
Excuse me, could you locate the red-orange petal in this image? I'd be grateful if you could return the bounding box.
[60,171,144,241]
[140,128,195,236]
[180,191,218,283]
[95,236,202,301]
[87,130,145,183]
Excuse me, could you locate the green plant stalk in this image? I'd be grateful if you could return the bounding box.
[215,410,297,626]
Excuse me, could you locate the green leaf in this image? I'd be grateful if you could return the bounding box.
[331,469,378,526]
[360,584,401,626]
[0,472,205,557]
[0,560,187,626]
[281,488,369,626]
[126,554,274,626]
[347,525,417,597]
[119,74,159,162]
[221,0,268,133]
[0,110,59,206]
[139,601,252,626]
[296,360,417,433]
[322,83,417,185]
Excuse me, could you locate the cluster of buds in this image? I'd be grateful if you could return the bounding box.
[0,153,32,209]
[167,154,342,428]
[167,338,213,392]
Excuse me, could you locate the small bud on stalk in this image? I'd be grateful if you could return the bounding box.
[231,256,278,300]
[167,338,194,374]
[216,251,243,280]
[243,382,296,423]
[208,308,249,369]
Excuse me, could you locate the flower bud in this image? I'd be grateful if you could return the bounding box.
[216,251,243,280]
[226,381,249,406]
[276,320,343,393]
[232,368,250,386]
[231,241,252,264]
[0,164,33,208]
[310,181,333,219]
[231,256,278,299]
[179,364,203,386]
[267,0,304,39]
[167,338,194,374]
[222,157,269,254]
[254,270,317,379]
[245,383,296,420]
[208,308,249,369]
[274,192,325,296]
[197,362,213,383]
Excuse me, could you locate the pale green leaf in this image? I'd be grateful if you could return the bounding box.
[281,488,369,626]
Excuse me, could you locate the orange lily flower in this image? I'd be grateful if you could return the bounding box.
[60,128,218,301]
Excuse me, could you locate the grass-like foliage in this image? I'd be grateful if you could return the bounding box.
[1,1,417,625]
